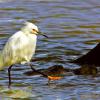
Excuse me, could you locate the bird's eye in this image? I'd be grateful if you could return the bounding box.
[32,29,38,33]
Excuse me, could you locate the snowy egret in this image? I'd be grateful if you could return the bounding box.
[0,21,48,88]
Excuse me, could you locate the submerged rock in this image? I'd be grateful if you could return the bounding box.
[24,64,99,79]
[73,65,97,76]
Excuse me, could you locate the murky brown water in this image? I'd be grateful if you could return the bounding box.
[0,0,100,100]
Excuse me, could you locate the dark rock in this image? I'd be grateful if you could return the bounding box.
[72,43,100,66]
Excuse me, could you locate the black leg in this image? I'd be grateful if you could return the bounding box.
[8,65,13,88]
[29,64,48,77]
[30,64,37,71]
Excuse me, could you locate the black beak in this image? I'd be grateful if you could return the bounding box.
[38,31,48,38]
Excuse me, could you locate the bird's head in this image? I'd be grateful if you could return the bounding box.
[21,22,48,38]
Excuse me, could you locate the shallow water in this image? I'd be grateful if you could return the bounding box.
[0,0,100,100]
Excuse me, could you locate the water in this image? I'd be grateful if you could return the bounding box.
[0,0,100,99]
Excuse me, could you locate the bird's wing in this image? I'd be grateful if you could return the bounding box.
[2,31,34,66]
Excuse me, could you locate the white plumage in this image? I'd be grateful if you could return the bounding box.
[0,22,37,70]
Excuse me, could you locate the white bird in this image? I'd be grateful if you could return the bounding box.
[0,22,48,88]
